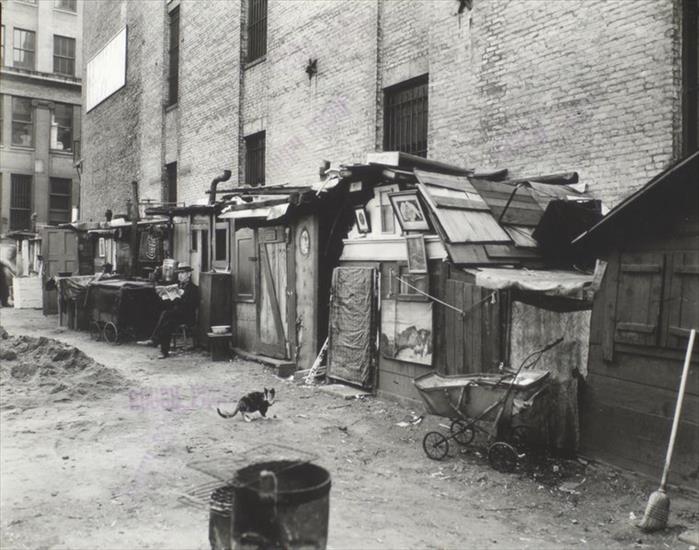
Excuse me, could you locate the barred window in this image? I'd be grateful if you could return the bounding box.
[53,35,75,76]
[168,6,180,106]
[10,174,33,230]
[383,75,429,158]
[245,131,265,186]
[12,97,33,147]
[49,178,72,225]
[50,103,73,151]
[13,28,35,70]
[165,162,177,204]
[247,0,267,62]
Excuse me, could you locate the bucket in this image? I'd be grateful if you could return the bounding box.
[162,259,178,283]
[231,460,331,549]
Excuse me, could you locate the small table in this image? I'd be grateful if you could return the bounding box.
[207,332,231,361]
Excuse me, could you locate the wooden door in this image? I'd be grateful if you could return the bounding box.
[256,226,294,359]
[41,228,79,314]
[444,279,501,375]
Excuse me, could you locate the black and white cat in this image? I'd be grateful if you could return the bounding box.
[217,388,276,422]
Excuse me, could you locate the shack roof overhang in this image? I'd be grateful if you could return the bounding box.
[463,267,593,298]
[144,204,219,217]
[572,151,699,250]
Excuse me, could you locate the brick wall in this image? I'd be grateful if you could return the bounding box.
[82,0,683,215]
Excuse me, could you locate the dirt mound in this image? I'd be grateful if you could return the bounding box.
[0,328,129,408]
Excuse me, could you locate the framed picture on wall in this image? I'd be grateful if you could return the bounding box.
[98,237,106,258]
[389,190,430,231]
[405,234,428,274]
[354,206,371,234]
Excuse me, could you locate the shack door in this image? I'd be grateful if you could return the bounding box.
[443,280,501,375]
[327,267,377,389]
[256,226,294,359]
[41,228,79,314]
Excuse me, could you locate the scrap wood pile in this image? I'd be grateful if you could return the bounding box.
[0,326,129,409]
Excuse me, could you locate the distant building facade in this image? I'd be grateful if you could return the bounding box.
[0,0,83,236]
[80,0,697,219]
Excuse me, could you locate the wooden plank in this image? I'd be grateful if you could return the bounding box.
[471,284,482,375]
[602,251,619,361]
[616,322,656,334]
[430,195,491,212]
[588,343,699,395]
[620,263,662,273]
[580,397,699,490]
[258,242,286,358]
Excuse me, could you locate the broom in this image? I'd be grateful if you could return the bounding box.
[639,328,696,532]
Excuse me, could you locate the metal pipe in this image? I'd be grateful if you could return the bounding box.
[208,170,232,205]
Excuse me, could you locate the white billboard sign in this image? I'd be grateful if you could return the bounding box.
[86,27,127,112]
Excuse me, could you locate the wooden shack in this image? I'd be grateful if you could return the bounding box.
[574,151,699,489]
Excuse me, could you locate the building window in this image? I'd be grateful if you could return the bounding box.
[50,103,73,151]
[383,75,429,158]
[12,97,33,147]
[165,162,177,204]
[49,178,72,225]
[53,35,76,76]
[13,29,36,70]
[246,0,267,62]
[0,95,3,146]
[10,174,33,230]
[168,6,180,106]
[683,0,698,155]
[55,0,77,12]
[245,131,265,186]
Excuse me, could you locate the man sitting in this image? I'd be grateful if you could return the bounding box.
[138,265,198,358]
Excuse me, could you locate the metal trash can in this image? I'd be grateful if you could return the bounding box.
[231,460,331,549]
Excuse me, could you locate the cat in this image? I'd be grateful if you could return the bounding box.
[217,388,276,422]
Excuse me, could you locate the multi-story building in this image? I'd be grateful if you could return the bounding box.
[81,0,696,221]
[0,0,82,236]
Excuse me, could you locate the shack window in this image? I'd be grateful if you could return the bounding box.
[168,6,180,106]
[235,229,256,300]
[49,177,72,225]
[383,75,428,158]
[246,0,267,62]
[10,174,32,230]
[215,228,227,262]
[245,131,265,186]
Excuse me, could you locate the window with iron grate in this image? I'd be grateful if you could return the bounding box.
[246,0,267,63]
[383,75,429,158]
[11,174,33,230]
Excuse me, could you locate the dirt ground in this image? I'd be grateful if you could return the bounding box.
[1,308,697,550]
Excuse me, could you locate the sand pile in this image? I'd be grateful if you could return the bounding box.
[0,327,129,408]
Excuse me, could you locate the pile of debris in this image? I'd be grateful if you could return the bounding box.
[0,326,129,408]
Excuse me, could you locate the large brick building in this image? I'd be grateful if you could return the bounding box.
[0,0,82,236]
[81,0,697,219]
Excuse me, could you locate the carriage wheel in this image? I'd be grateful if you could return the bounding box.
[450,420,475,446]
[488,441,518,473]
[102,322,119,344]
[423,431,449,461]
[89,322,102,341]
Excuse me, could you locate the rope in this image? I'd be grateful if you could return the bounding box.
[391,273,496,318]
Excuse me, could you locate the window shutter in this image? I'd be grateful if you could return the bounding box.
[614,252,665,346]
[666,251,699,348]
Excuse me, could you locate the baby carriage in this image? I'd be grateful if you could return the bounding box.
[414,338,563,472]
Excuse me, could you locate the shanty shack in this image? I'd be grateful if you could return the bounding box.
[332,152,600,454]
[574,151,699,489]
